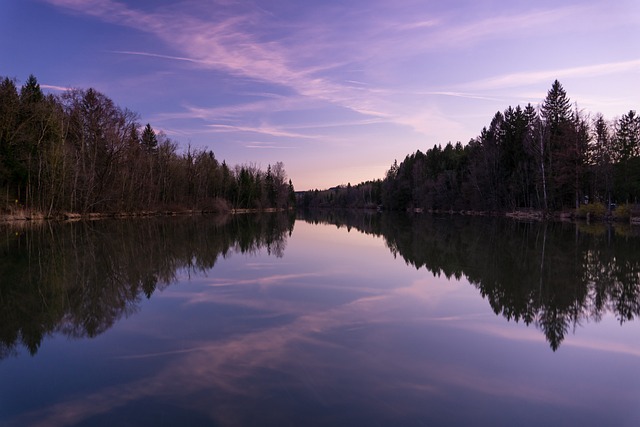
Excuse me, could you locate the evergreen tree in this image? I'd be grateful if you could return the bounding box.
[541,80,572,134]
[288,179,296,207]
[0,78,20,194]
[19,74,44,105]
[590,114,613,208]
[541,80,574,208]
[140,123,158,153]
[614,111,640,203]
[264,164,276,207]
[615,110,640,160]
[502,106,532,208]
[570,107,591,208]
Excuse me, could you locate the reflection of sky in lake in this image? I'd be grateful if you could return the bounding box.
[2,220,640,427]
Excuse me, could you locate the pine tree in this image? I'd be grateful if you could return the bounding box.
[140,123,158,153]
[0,78,20,191]
[615,110,640,160]
[20,75,44,104]
[614,111,640,203]
[288,179,296,207]
[541,80,572,134]
[591,114,613,209]
[540,80,575,208]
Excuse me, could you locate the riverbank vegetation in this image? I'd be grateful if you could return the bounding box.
[300,81,639,219]
[0,75,296,219]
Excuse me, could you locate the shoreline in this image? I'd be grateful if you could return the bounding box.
[0,207,289,223]
[2,206,637,225]
[419,208,638,224]
[304,206,639,224]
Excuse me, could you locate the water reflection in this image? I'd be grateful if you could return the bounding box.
[300,210,640,350]
[0,213,295,359]
[2,213,639,426]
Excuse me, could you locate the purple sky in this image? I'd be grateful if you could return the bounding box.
[2,0,639,190]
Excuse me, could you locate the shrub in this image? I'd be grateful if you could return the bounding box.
[613,204,632,221]
[576,202,606,220]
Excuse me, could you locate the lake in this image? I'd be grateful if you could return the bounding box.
[1,212,639,426]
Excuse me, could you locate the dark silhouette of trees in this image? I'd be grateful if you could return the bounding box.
[300,179,383,210]
[140,123,158,153]
[613,110,640,204]
[300,80,637,215]
[0,75,295,216]
[590,113,614,210]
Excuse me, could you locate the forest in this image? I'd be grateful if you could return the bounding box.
[0,75,296,217]
[300,81,640,217]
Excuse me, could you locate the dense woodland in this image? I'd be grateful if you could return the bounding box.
[301,81,640,216]
[0,75,296,216]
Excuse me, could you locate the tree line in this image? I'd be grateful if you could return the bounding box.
[300,80,639,216]
[0,75,296,216]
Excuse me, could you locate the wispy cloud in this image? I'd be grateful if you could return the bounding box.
[41,84,72,92]
[286,117,388,131]
[178,97,318,121]
[349,4,595,61]
[430,6,583,49]
[460,59,640,91]
[206,123,318,140]
[43,0,638,167]
[245,142,298,149]
[42,0,416,128]
[418,91,504,102]
[395,19,440,31]
[109,50,210,65]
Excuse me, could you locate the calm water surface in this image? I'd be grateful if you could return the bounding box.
[1,213,639,426]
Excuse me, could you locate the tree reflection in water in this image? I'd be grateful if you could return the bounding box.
[300,210,640,350]
[2,210,638,357]
[0,213,295,359]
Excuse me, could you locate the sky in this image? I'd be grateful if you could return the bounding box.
[1,0,639,190]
